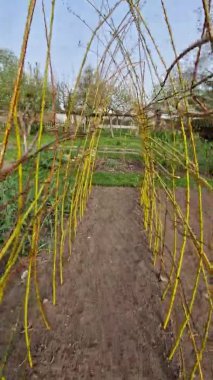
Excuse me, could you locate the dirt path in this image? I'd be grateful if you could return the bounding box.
[1,187,177,379]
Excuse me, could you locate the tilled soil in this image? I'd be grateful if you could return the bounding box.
[95,158,143,173]
[157,187,213,378]
[1,187,177,379]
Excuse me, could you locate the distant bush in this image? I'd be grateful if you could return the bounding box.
[192,118,213,141]
[192,118,213,130]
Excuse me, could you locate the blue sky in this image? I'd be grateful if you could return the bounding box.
[0,0,202,92]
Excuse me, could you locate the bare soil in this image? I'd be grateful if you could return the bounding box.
[0,187,177,380]
[95,158,143,173]
[157,188,213,378]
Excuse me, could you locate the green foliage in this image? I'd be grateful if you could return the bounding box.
[0,49,18,110]
[57,65,111,115]
[0,49,53,147]
[0,175,18,243]
[20,62,52,116]
[0,151,75,250]
[57,65,133,116]
[150,130,213,176]
[77,65,111,115]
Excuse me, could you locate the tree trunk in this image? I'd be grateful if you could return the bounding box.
[18,112,28,153]
[110,116,114,138]
[27,117,36,137]
[23,132,28,153]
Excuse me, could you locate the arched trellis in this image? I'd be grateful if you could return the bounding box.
[0,1,212,378]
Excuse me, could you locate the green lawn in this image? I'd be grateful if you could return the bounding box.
[98,135,141,150]
[0,129,141,160]
[92,172,142,187]
[92,172,213,189]
[1,128,213,183]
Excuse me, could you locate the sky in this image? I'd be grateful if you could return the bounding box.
[0,0,202,93]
